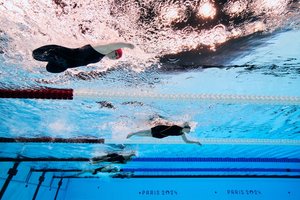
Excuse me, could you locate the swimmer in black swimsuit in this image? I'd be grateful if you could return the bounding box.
[92,166,119,174]
[77,165,120,176]
[32,42,134,73]
[127,122,201,145]
[90,152,136,164]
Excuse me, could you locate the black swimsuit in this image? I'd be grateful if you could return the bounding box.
[92,166,117,174]
[92,167,105,175]
[151,125,184,138]
[106,153,126,163]
[32,44,105,73]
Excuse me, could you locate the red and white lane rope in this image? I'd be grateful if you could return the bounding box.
[1,88,300,105]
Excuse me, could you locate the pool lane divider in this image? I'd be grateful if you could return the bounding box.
[0,88,73,99]
[1,137,299,146]
[1,137,299,145]
[75,89,300,105]
[25,167,300,174]
[1,88,300,105]
[0,137,300,146]
[0,137,104,144]
[132,157,300,163]
[113,174,300,179]
[50,174,300,179]
[106,138,300,145]
[121,167,300,173]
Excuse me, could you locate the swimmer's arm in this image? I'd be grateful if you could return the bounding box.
[92,42,135,55]
[75,169,93,176]
[181,134,202,145]
[123,153,135,162]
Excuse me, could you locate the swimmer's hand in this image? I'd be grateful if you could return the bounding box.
[190,140,202,145]
[182,134,201,145]
[196,141,202,146]
[126,133,133,139]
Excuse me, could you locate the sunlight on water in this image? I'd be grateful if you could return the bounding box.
[197,1,216,19]
[253,0,290,14]
[223,0,247,17]
[159,5,186,24]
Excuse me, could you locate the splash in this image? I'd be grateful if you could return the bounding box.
[0,0,299,72]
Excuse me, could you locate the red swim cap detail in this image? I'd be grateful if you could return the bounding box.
[115,49,123,59]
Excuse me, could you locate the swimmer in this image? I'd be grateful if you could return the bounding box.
[90,152,135,164]
[77,165,120,176]
[127,122,201,145]
[32,42,135,73]
[91,165,120,174]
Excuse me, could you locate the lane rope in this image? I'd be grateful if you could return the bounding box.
[75,89,300,105]
[1,88,300,105]
[121,167,300,172]
[105,138,300,146]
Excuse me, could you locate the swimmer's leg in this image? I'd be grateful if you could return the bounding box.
[32,45,62,62]
[33,45,77,72]
[46,62,68,73]
[127,130,152,138]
